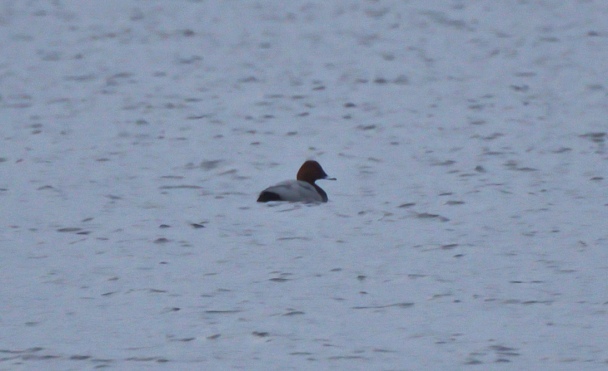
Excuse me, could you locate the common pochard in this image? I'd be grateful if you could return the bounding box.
[257,161,336,203]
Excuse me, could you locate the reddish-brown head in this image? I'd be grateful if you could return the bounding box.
[296,161,335,184]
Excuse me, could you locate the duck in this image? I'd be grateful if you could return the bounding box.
[257,161,336,203]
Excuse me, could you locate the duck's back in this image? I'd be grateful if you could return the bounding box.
[257,180,325,203]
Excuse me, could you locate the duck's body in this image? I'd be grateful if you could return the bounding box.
[257,161,334,203]
[257,180,328,203]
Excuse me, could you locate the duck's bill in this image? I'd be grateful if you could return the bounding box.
[324,176,337,180]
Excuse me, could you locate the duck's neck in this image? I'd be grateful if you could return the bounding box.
[313,183,328,202]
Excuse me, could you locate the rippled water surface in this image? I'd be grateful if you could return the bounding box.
[1,1,607,370]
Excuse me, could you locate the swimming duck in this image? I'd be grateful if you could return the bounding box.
[257,161,335,203]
